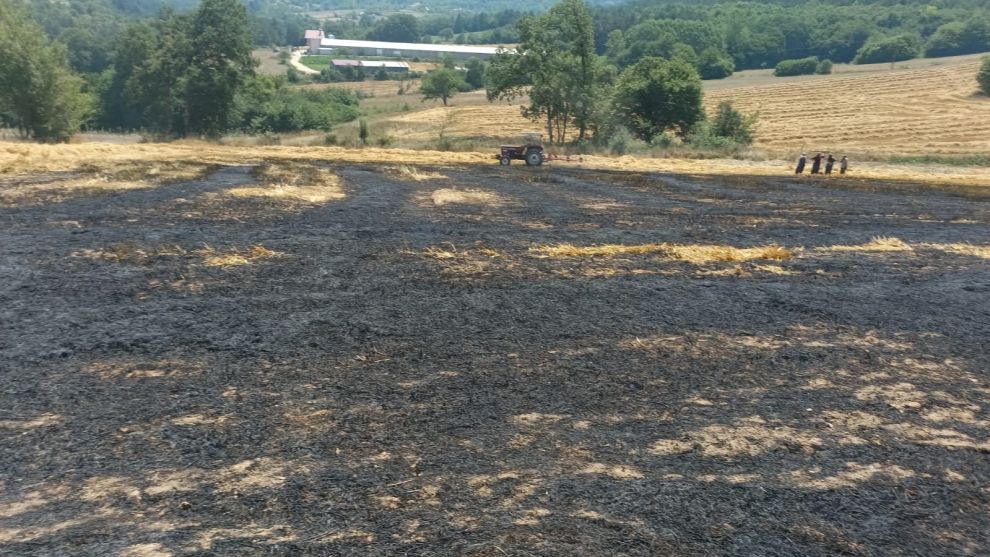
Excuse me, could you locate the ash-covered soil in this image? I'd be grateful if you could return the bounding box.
[1,162,988,556]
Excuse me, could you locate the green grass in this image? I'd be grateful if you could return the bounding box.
[889,154,990,167]
[300,56,331,72]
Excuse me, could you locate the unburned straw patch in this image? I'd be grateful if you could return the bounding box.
[229,162,344,204]
[530,242,794,264]
[0,161,215,207]
[425,188,506,207]
[384,165,448,182]
[73,243,286,268]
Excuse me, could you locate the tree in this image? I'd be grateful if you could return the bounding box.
[698,47,735,80]
[978,57,990,95]
[126,10,192,136]
[0,2,90,142]
[421,68,467,106]
[711,101,757,144]
[854,34,920,65]
[486,0,609,144]
[612,57,703,141]
[463,58,486,90]
[185,0,255,137]
[368,14,420,43]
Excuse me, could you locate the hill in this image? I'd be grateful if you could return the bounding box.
[327,52,990,159]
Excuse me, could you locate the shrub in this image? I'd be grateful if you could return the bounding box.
[358,118,368,145]
[774,56,819,77]
[698,47,734,80]
[815,59,833,75]
[608,126,635,155]
[710,101,757,145]
[854,34,920,64]
[979,57,990,95]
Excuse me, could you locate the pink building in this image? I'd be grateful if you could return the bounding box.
[304,29,324,55]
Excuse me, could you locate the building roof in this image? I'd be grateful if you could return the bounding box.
[359,61,411,69]
[304,29,324,40]
[319,38,506,55]
[331,59,361,66]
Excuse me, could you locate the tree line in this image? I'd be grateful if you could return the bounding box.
[595,0,990,76]
[0,0,358,141]
[485,0,753,151]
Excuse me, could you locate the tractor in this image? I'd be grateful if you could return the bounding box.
[497,132,545,166]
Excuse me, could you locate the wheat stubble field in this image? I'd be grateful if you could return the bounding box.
[329,53,990,157]
[1,144,989,556]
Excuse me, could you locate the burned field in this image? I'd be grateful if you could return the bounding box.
[1,160,988,556]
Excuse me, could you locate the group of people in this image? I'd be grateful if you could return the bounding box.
[795,152,848,175]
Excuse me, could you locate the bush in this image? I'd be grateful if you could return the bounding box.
[774,56,819,77]
[698,47,734,80]
[686,122,740,151]
[815,59,833,75]
[979,57,990,95]
[925,18,990,58]
[710,101,757,145]
[358,118,368,145]
[854,34,920,64]
[232,79,360,134]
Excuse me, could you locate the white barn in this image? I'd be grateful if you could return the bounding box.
[304,30,506,59]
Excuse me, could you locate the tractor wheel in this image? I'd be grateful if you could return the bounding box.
[499,156,511,166]
[525,151,543,166]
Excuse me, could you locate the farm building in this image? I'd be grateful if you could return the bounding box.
[304,29,505,59]
[358,61,411,72]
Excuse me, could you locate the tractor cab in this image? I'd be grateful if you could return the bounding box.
[498,132,545,166]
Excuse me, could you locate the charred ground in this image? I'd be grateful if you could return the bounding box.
[1,161,988,556]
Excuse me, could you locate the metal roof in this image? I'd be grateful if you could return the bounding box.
[304,29,324,40]
[319,38,506,55]
[359,61,411,68]
[331,59,361,66]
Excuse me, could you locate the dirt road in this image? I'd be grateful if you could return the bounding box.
[1,162,988,556]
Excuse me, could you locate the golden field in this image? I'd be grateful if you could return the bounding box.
[1,141,988,188]
[321,52,990,159]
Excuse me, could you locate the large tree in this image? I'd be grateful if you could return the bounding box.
[0,1,90,142]
[420,68,468,106]
[486,0,609,144]
[611,57,703,141]
[127,10,193,136]
[185,0,255,137]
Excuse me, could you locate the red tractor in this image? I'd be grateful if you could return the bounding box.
[497,132,545,166]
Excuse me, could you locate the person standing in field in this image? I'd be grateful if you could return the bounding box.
[825,153,836,175]
[840,155,849,174]
[810,152,823,174]
[795,153,807,174]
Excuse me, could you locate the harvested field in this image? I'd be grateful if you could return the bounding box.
[705,57,990,156]
[337,53,990,157]
[1,148,989,556]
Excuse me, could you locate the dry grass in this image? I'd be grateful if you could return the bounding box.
[1,142,988,189]
[73,243,285,268]
[428,188,504,206]
[705,58,990,156]
[229,162,345,204]
[531,243,793,264]
[819,236,914,252]
[385,165,447,182]
[0,160,214,206]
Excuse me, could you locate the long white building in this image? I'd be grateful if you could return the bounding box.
[304,30,506,59]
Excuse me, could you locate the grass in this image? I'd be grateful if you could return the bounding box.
[231,162,345,204]
[299,55,331,72]
[530,243,794,264]
[73,243,285,268]
[888,154,990,167]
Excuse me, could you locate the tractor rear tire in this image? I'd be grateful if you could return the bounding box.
[500,156,511,166]
[525,151,543,166]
